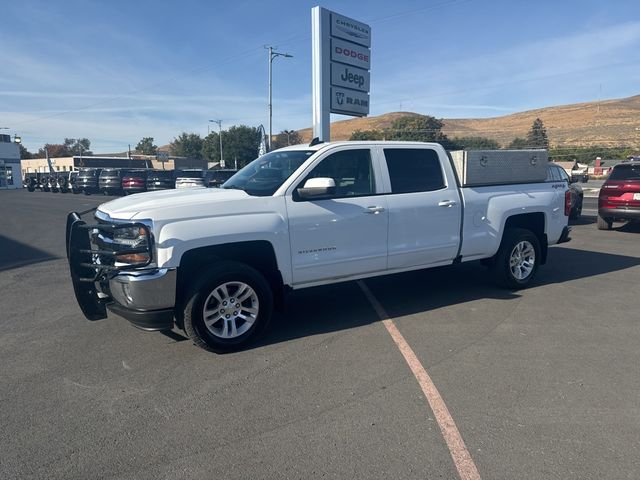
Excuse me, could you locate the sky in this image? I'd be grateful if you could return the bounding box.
[2,0,640,153]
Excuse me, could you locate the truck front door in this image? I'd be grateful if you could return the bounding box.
[286,148,388,286]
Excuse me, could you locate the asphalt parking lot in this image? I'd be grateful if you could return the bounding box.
[1,188,639,479]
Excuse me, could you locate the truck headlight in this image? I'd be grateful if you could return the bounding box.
[113,225,152,265]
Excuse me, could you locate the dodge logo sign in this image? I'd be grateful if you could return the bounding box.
[331,38,371,70]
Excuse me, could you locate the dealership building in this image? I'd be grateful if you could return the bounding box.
[0,135,21,189]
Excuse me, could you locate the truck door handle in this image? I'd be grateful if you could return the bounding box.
[438,200,457,208]
[364,206,386,214]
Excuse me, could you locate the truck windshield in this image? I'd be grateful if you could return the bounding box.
[222,150,315,196]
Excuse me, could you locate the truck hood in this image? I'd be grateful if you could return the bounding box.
[97,187,250,220]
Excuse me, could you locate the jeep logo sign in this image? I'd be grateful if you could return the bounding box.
[331,64,370,92]
[331,38,370,70]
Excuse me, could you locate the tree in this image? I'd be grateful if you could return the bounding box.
[450,136,500,150]
[19,144,34,159]
[202,131,223,162]
[38,143,70,157]
[350,129,384,141]
[170,132,204,159]
[385,115,450,145]
[508,137,529,149]
[526,118,549,149]
[271,129,303,149]
[223,125,261,168]
[64,138,92,155]
[136,137,157,155]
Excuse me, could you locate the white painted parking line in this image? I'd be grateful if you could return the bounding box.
[357,280,481,480]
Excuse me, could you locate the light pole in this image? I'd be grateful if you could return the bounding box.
[212,120,224,167]
[208,119,215,135]
[266,46,292,151]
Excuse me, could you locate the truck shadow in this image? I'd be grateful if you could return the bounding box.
[253,246,640,350]
[0,235,59,271]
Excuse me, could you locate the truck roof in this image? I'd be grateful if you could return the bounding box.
[276,141,445,153]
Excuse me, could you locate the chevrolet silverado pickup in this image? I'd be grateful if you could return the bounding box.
[67,141,572,352]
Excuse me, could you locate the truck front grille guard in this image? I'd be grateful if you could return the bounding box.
[66,210,154,320]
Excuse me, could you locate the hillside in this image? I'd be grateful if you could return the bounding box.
[297,94,640,147]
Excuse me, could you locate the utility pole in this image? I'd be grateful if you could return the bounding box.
[266,46,292,151]
[212,120,224,167]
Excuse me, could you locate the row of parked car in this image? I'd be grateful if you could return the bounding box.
[23,168,238,195]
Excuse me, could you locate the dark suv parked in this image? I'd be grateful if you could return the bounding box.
[122,169,148,195]
[598,162,640,230]
[205,169,237,188]
[99,168,124,195]
[70,171,81,194]
[77,168,102,194]
[146,170,175,191]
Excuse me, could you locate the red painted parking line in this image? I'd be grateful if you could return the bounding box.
[357,280,481,480]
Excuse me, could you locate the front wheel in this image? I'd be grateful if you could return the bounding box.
[182,261,274,353]
[491,228,541,289]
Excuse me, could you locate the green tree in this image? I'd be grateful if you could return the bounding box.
[450,136,500,150]
[508,137,530,149]
[350,129,384,141]
[202,126,261,168]
[526,118,549,149]
[170,132,204,159]
[64,138,92,155]
[136,137,157,155]
[386,115,450,145]
[272,129,303,149]
[19,144,34,159]
[202,132,221,162]
[223,125,261,168]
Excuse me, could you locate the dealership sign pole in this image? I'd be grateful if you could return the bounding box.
[312,7,371,142]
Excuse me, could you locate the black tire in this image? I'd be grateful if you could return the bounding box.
[597,215,612,230]
[491,228,541,289]
[569,198,582,220]
[182,261,274,353]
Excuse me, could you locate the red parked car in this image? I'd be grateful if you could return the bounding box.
[122,169,148,195]
[597,162,640,230]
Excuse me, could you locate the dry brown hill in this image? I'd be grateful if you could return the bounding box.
[297,94,640,147]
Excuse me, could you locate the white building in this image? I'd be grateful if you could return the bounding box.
[0,135,21,189]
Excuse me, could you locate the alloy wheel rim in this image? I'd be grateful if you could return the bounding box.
[202,281,259,339]
[509,241,536,280]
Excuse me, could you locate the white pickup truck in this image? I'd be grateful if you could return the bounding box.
[67,141,571,352]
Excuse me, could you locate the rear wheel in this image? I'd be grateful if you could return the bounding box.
[491,228,540,289]
[182,261,274,353]
[597,215,613,230]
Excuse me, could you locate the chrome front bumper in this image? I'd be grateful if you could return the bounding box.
[109,268,177,310]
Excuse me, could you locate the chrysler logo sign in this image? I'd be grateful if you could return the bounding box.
[330,12,371,48]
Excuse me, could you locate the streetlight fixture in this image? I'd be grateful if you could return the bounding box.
[266,46,292,151]
[208,119,215,135]
[212,120,224,167]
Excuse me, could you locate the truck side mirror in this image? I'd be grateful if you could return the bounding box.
[297,177,336,199]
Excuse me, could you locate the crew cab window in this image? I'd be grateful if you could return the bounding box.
[300,149,374,198]
[546,166,561,182]
[383,148,445,193]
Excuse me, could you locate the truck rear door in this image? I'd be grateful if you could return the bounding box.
[379,146,462,269]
